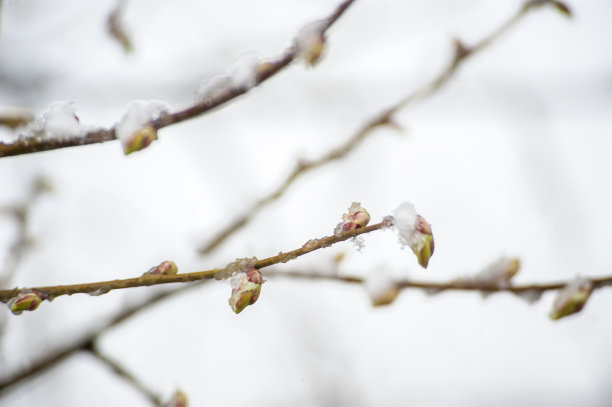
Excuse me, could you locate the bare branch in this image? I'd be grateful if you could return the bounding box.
[0,0,356,158]
[0,221,389,304]
[88,344,163,406]
[266,270,612,294]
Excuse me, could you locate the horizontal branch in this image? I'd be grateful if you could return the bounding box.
[0,221,388,304]
[0,0,355,158]
[266,270,612,294]
[198,0,571,254]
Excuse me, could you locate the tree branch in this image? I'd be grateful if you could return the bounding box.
[198,0,571,254]
[0,221,388,304]
[88,344,163,406]
[0,0,356,158]
[266,269,612,294]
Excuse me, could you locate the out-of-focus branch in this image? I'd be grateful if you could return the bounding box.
[0,0,356,158]
[0,220,388,304]
[0,177,52,288]
[0,284,199,393]
[107,0,133,53]
[265,269,612,294]
[88,344,163,406]
[198,0,572,255]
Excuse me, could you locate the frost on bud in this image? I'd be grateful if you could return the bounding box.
[143,260,178,276]
[391,202,435,268]
[335,202,370,235]
[549,277,592,321]
[295,21,326,66]
[366,273,400,307]
[164,390,188,407]
[228,265,263,314]
[116,100,167,155]
[8,289,44,315]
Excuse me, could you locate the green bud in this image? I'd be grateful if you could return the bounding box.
[8,289,44,315]
[123,125,157,155]
[549,278,592,321]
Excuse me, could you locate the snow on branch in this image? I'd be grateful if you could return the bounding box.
[198,0,571,255]
[0,0,356,158]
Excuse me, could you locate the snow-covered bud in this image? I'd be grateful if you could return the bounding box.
[471,257,521,288]
[8,289,44,315]
[116,100,167,155]
[549,277,592,321]
[366,273,400,307]
[391,202,435,268]
[143,260,178,276]
[335,202,370,235]
[122,124,157,155]
[164,390,188,407]
[229,266,263,314]
[295,21,326,66]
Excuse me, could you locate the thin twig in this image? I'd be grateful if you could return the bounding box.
[107,0,133,53]
[265,270,612,294]
[0,221,389,303]
[0,0,356,158]
[198,0,570,254]
[0,284,200,393]
[88,344,163,406]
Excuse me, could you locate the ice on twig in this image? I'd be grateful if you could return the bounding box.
[116,100,167,155]
[295,20,326,66]
[514,288,544,305]
[215,257,258,281]
[390,202,435,268]
[196,53,260,103]
[549,277,592,320]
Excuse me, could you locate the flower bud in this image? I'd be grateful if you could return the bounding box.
[8,289,44,315]
[164,390,188,407]
[122,124,157,155]
[549,277,592,321]
[392,203,435,269]
[143,260,178,276]
[228,266,263,314]
[295,21,326,66]
[335,202,371,235]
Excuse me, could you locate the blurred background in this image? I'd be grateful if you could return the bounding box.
[1,0,611,405]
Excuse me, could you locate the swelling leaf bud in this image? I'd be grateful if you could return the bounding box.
[549,277,592,321]
[143,260,178,276]
[228,266,263,314]
[8,289,44,315]
[123,124,157,155]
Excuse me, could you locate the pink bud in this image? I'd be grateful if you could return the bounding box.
[143,260,178,276]
[335,202,371,235]
[228,266,263,314]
